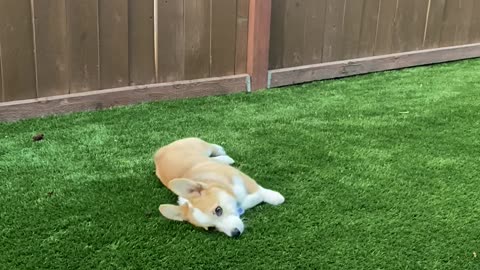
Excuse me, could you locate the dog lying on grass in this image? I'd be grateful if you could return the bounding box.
[154,138,285,237]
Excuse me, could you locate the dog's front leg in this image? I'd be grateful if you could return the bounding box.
[240,187,285,210]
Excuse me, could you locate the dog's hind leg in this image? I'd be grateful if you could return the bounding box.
[209,143,227,157]
[211,155,235,165]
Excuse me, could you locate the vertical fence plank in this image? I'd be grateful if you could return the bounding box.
[303,0,327,65]
[247,0,272,90]
[392,0,429,52]
[67,0,100,93]
[342,0,364,59]
[469,1,480,43]
[358,0,380,57]
[0,47,3,101]
[99,0,129,89]
[454,0,474,45]
[282,0,306,67]
[423,0,446,49]
[322,0,346,62]
[440,0,461,47]
[0,0,37,101]
[211,0,237,76]
[235,0,249,74]
[33,0,69,97]
[157,0,185,82]
[374,0,397,55]
[268,0,286,69]
[129,0,155,85]
[184,0,210,80]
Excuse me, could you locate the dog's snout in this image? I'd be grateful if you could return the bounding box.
[231,228,241,238]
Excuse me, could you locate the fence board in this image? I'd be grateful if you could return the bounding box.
[67,0,100,93]
[235,0,249,74]
[184,0,211,80]
[342,0,364,59]
[358,0,380,57]
[303,0,327,65]
[157,0,185,82]
[269,44,480,88]
[469,1,480,43]
[440,0,460,47]
[282,0,306,67]
[268,0,287,69]
[0,0,37,101]
[454,0,474,45]
[322,0,346,62]
[129,0,155,85]
[393,0,429,52]
[33,0,69,97]
[0,49,3,101]
[374,0,397,55]
[423,0,446,49]
[211,0,237,77]
[99,0,129,89]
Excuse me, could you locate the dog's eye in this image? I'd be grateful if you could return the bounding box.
[214,206,223,217]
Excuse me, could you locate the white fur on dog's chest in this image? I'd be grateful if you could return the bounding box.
[232,175,248,202]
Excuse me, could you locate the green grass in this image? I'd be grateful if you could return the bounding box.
[1,59,480,270]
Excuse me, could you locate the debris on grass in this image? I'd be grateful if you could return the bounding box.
[33,133,44,142]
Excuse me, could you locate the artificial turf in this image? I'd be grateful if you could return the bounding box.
[1,59,480,269]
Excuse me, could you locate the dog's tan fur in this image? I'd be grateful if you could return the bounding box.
[154,138,284,237]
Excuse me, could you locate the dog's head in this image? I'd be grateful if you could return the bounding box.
[159,178,244,237]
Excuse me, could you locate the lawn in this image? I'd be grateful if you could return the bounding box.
[1,59,480,269]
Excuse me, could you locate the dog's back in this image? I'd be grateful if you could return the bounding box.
[154,138,213,187]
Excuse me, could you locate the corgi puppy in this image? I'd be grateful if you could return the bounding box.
[154,138,285,237]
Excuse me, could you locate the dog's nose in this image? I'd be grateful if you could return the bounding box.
[231,228,241,238]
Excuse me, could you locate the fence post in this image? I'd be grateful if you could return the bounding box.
[247,0,272,91]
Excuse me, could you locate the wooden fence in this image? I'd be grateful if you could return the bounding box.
[1,0,480,121]
[0,0,249,102]
[270,0,480,69]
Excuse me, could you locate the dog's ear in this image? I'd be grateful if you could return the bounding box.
[168,178,207,198]
[159,204,186,221]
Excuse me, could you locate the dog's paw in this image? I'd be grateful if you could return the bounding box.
[211,144,227,156]
[262,189,285,206]
[212,155,235,165]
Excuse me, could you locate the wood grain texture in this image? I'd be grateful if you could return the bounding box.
[303,0,327,65]
[373,0,397,55]
[157,0,185,82]
[469,1,480,43]
[342,0,365,59]
[0,74,248,122]
[392,0,429,52]
[423,0,446,49]
[67,0,100,93]
[0,46,3,101]
[269,43,480,88]
[453,0,474,45]
[0,48,3,101]
[128,0,155,85]
[247,0,272,90]
[184,0,210,80]
[99,0,129,89]
[0,0,37,101]
[33,0,69,97]
[358,0,380,57]
[268,0,287,69]
[282,0,306,67]
[322,0,346,62]
[211,0,237,76]
[235,0,249,74]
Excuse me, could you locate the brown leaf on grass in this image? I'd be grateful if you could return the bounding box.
[33,134,44,142]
